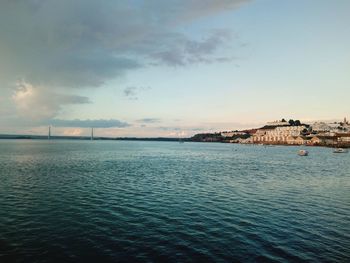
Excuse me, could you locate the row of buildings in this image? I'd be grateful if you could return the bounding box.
[225,118,350,147]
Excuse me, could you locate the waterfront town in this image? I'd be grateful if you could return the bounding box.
[191,118,350,148]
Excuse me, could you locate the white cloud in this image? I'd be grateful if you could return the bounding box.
[63,128,83,136]
[169,130,187,137]
[12,81,90,120]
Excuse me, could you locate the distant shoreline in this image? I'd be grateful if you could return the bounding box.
[0,134,189,142]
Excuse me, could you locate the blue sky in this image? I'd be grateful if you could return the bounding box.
[0,0,349,137]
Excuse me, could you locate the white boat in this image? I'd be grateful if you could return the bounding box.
[333,148,348,153]
[298,150,309,156]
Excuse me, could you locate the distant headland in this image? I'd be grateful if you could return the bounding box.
[191,117,350,148]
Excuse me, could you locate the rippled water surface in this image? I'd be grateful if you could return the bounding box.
[0,140,349,262]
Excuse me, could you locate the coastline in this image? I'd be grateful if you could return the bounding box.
[1,134,349,148]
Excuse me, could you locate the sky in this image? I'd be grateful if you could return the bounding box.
[0,0,349,137]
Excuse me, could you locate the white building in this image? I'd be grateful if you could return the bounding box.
[253,126,306,144]
[337,133,350,143]
[221,131,247,137]
[311,118,349,133]
[311,122,331,132]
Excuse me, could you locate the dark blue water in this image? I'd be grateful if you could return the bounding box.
[0,140,349,262]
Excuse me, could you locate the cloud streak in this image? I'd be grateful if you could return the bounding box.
[136,118,161,123]
[123,86,151,100]
[47,119,130,128]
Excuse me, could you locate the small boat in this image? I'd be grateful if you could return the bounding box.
[298,150,309,156]
[333,148,348,153]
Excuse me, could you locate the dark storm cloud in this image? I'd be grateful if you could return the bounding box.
[0,0,250,89]
[48,119,130,128]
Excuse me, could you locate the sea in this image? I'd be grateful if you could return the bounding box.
[0,140,349,262]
